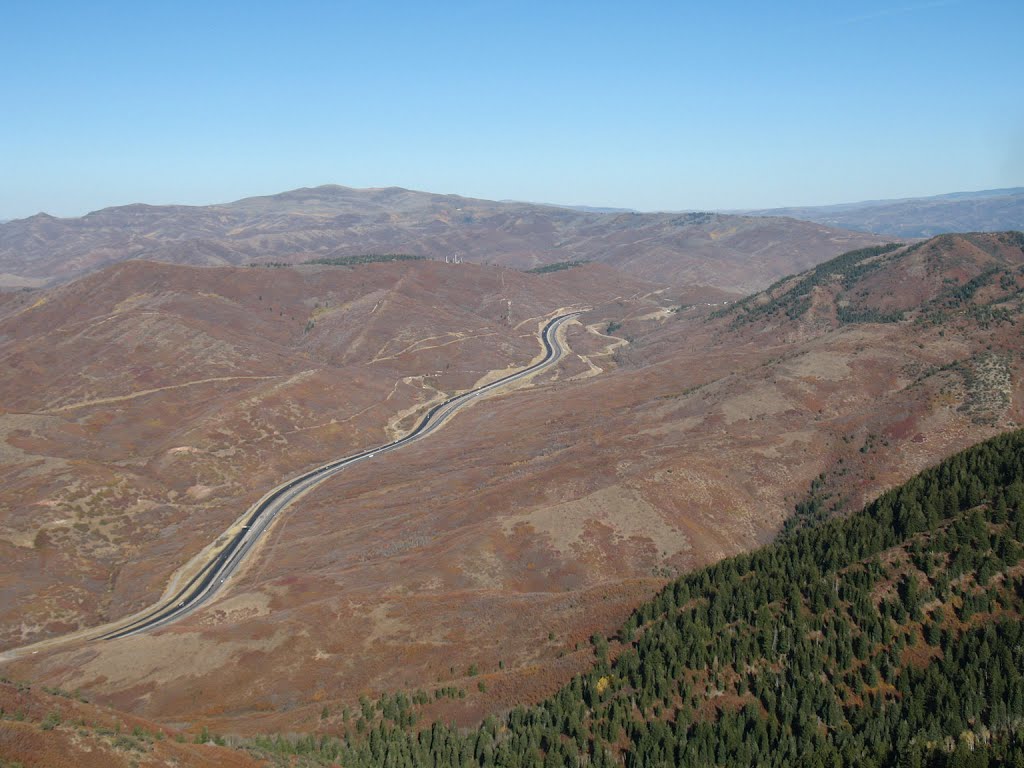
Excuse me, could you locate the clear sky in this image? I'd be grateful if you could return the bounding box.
[2,0,1022,219]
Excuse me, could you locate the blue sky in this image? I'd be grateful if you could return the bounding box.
[2,1,1022,218]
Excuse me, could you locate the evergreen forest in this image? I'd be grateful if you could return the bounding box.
[251,429,1024,768]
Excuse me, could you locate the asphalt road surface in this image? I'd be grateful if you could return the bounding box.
[101,311,582,640]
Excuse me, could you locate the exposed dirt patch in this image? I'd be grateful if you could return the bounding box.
[500,485,690,559]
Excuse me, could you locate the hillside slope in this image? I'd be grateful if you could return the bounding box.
[251,429,1024,768]
[0,677,264,768]
[0,258,665,652]
[717,231,1024,342]
[8,430,1023,766]
[0,185,888,292]
[4,233,1020,737]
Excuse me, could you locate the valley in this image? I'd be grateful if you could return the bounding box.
[0,226,1021,766]
[2,0,1024,765]
[5,1,1021,763]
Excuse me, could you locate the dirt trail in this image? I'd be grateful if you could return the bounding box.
[570,322,628,380]
[40,375,281,414]
[371,331,499,364]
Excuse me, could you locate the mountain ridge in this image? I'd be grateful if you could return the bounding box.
[746,187,1024,238]
[0,184,888,293]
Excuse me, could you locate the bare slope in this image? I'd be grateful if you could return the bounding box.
[0,258,665,652]
[0,185,887,292]
[0,677,264,768]
[4,233,1021,736]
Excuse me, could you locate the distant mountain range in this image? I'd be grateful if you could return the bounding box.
[0,185,886,293]
[527,186,1024,238]
[744,186,1024,237]
[3,185,1019,293]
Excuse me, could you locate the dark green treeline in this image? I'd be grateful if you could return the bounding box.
[252,430,1024,768]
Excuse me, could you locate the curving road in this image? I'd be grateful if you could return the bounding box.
[100,311,582,640]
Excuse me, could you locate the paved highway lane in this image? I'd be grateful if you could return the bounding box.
[100,311,582,640]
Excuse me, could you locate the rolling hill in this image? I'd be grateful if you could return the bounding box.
[0,185,888,293]
[7,426,1022,766]
[241,429,1024,768]
[0,257,669,655]
[2,232,1020,742]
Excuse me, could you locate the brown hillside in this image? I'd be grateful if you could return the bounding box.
[0,676,264,767]
[2,233,1021,738]
[0,258,666,653]
[0,185,888,292]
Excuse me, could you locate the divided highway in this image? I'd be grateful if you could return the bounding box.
[101,311,582,640]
